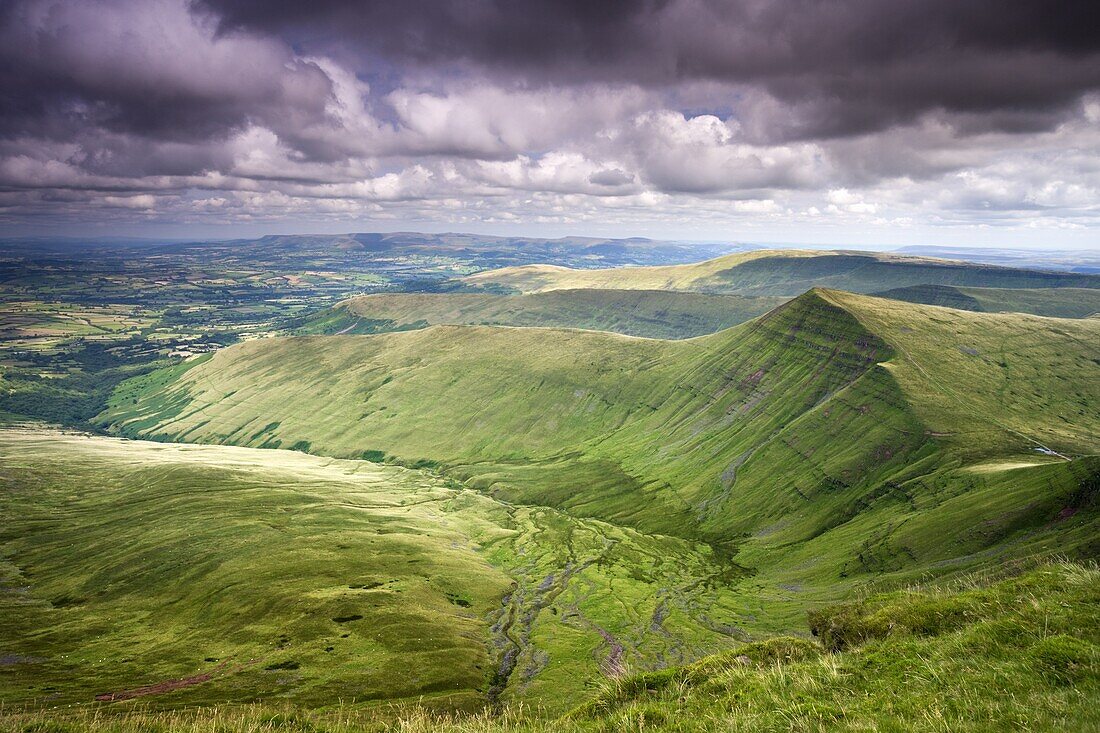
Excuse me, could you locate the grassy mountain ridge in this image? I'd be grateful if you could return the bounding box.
[293,289,786,339]
[464,249,1100,296]
[106,288,1100,474]
[102,291,1100,581]
[104,291,902,538]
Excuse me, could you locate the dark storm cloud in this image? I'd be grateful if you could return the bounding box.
[199,0,665,71]
[0,0,1098,236]
[0,0,333,159]
[199,0,1100,139]
[3,0,1097,163]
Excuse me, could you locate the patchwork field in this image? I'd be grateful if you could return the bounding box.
[0,301,155,348]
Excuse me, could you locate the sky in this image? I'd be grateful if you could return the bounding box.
[1,0,1098,247]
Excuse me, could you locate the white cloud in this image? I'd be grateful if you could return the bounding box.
[102,194,157,209]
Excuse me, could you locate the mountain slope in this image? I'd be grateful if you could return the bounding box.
[0,429,759,709]
[571,561,1100,733]
[103,292,1100,580]
[294,289,786,339]
[105,292,905,538]
[464,250,1100,296]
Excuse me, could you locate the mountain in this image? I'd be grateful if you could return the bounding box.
[292,290,787,339]
[464,249,1100,296]
[6,287,1097,718]
[103,289,1100,567]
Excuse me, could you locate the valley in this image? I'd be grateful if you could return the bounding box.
[0,428,759,711]
[2,240,1098,730]
[6,3,1098,727]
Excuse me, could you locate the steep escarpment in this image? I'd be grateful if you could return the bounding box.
[293,289,786,339]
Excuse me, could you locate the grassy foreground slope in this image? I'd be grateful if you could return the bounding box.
[0,429,760,709]
[294,289,786,339]
[569,561,1100,733]
[874,284,1100,318]
[464,249,1100,296]
[0,429,510,709]
[3,561,1096,732]
[103,292,1100,587]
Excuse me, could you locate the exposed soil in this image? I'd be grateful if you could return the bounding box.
[592,624,626,677]
[334,319,363,335]
[94,661,229,702]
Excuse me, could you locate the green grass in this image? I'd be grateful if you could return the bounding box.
[102,291,1100,539]
[0,428,765,711]
[0,429,509,709]
[10,288,1099,724]
[464,250,1100,296]
[2,561,1096,732]
[824,290,1100,457]
[294,290,786,339]
[98,289,1100,631]
[569,561,1100,732]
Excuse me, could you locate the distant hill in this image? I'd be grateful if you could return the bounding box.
[292,253,1100,342]
[293,289,787,339]
[894,245,1100,273]
[874,284,1100,318]
[464,249,1100,296]
[154,232,753,270]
